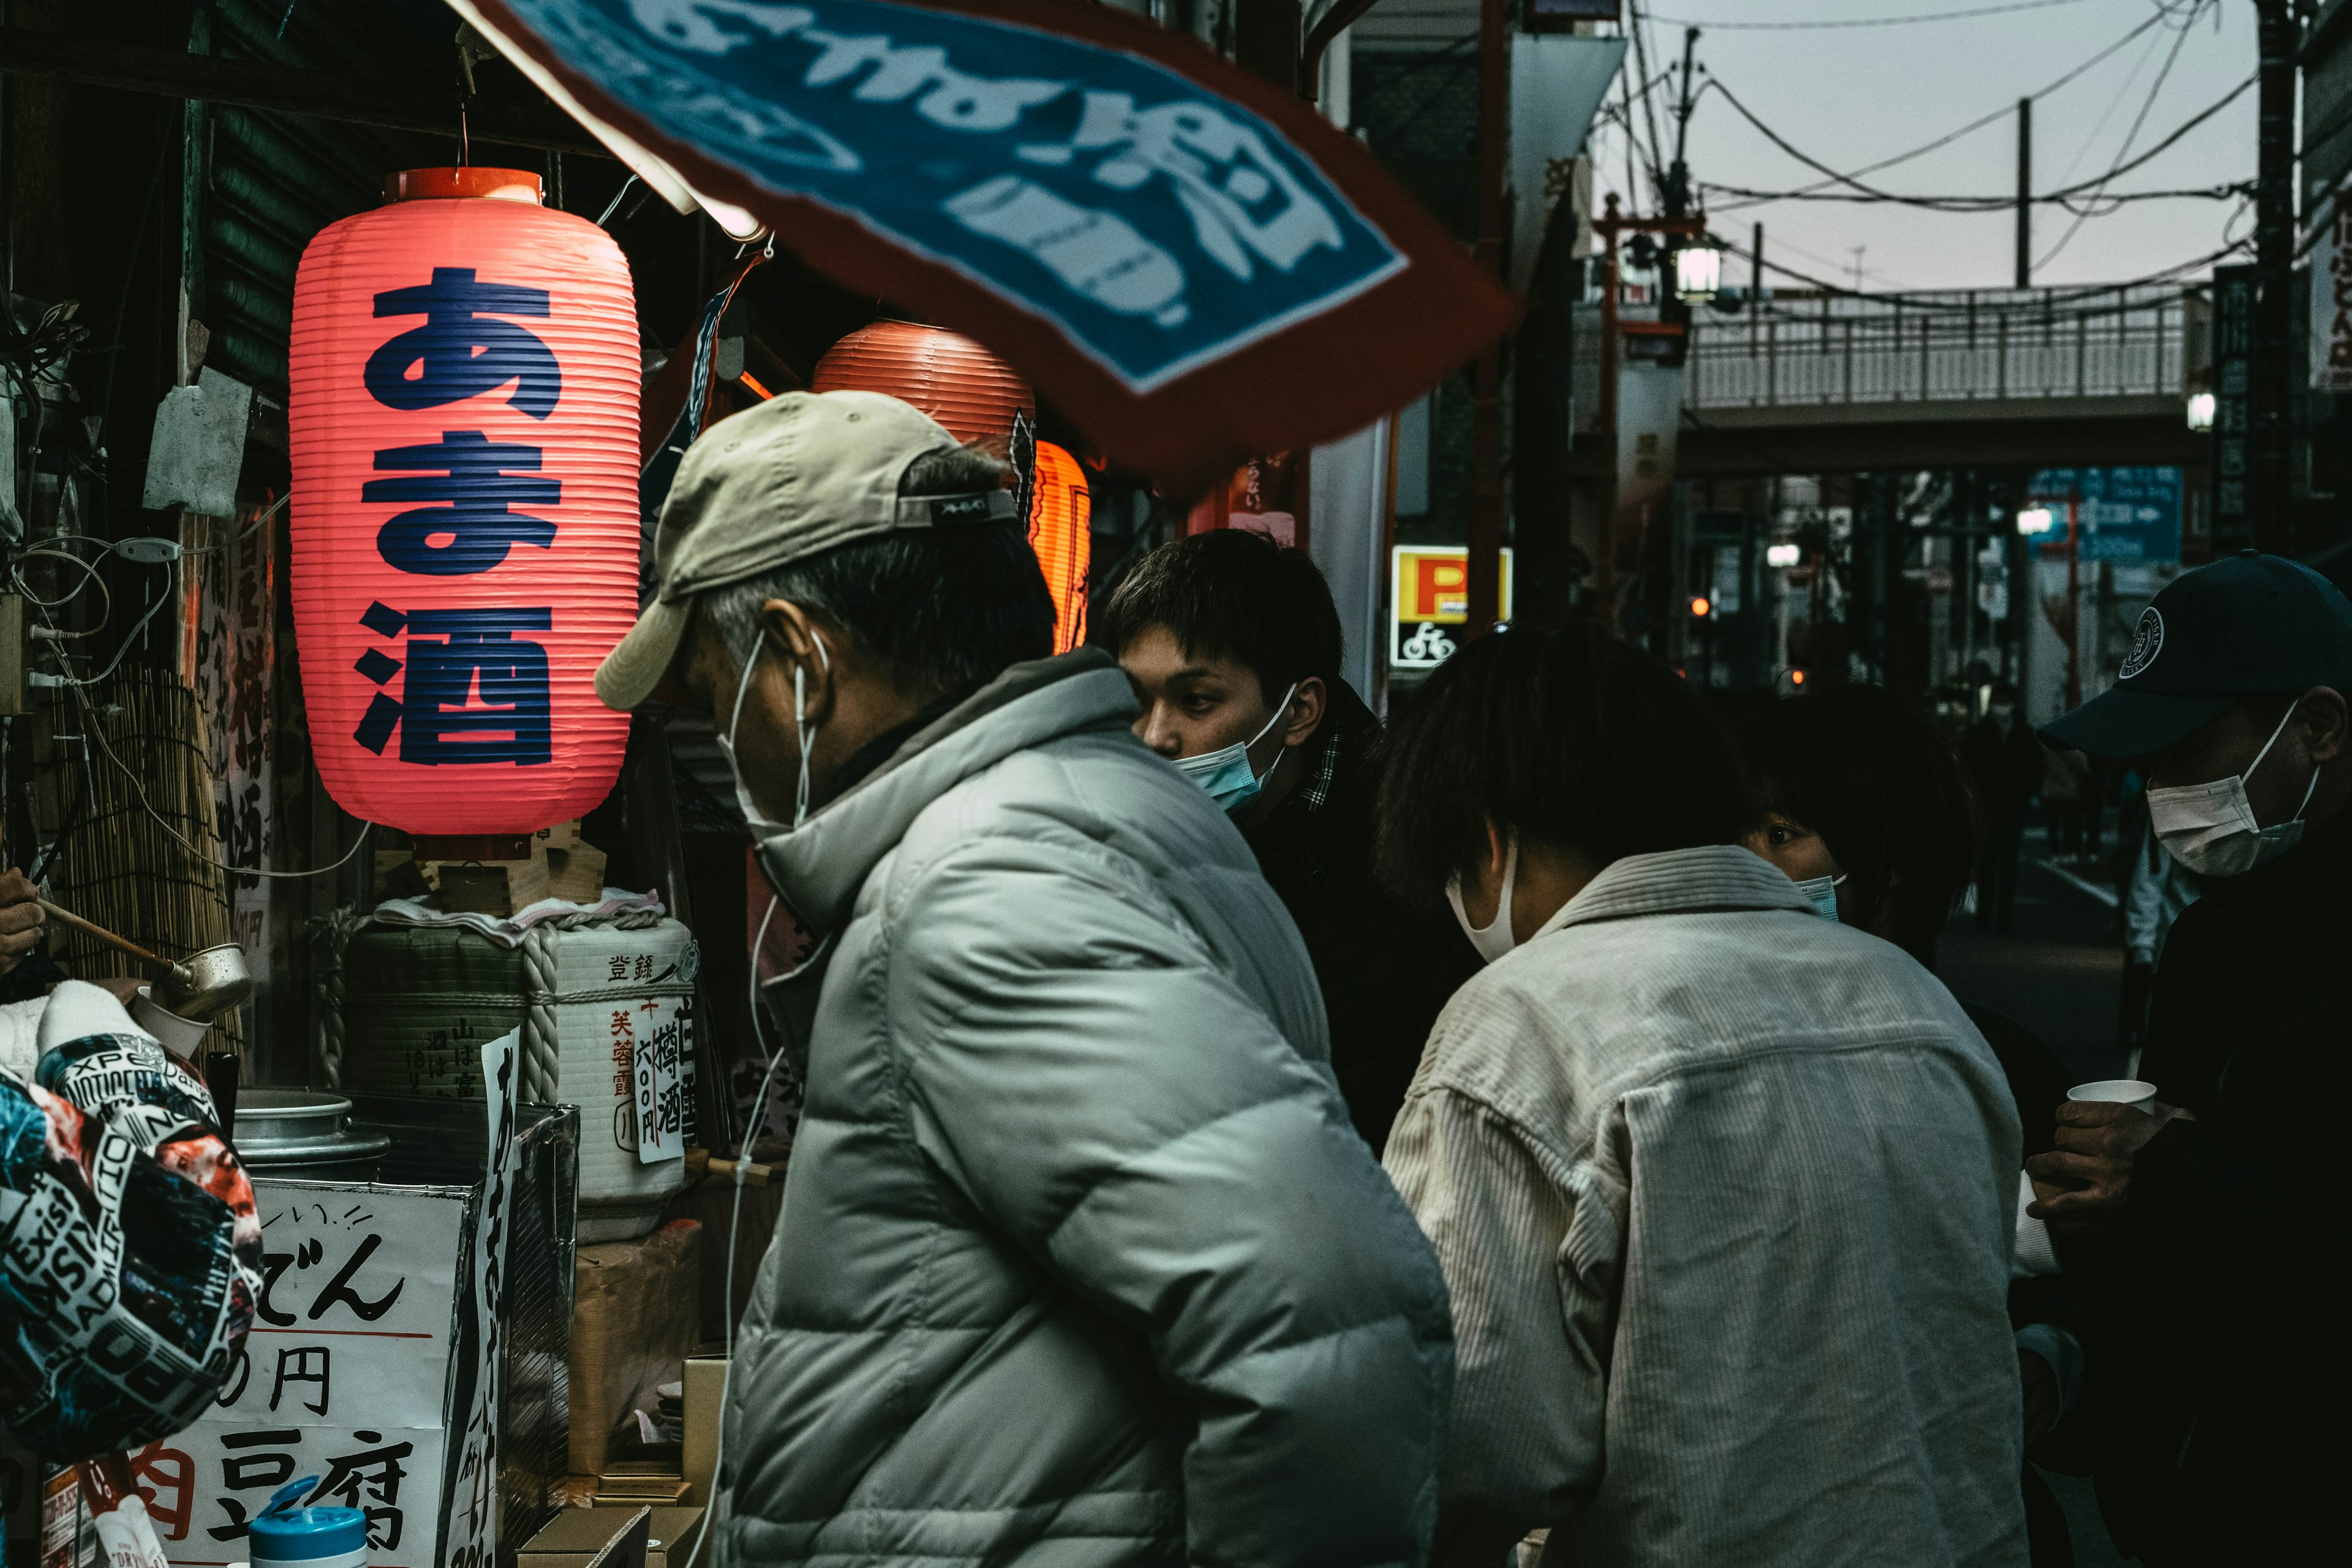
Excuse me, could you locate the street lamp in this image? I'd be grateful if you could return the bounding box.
[1675,243,1723,304]
[1765,541,1801,568]
[2185,390,2217,432]
[2016,507,2055,536]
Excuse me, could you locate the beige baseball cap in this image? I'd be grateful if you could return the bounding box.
[595,388,1019,710]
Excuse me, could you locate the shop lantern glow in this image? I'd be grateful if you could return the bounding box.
[1030,442,1092,653]
[288,167,638,835]
[810,322,1035,455]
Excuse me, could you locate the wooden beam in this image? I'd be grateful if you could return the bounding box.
[0,28,608,156]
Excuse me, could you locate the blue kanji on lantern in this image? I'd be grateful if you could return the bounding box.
[364,268,562,418]
[362,431,560,575]
[352,601,554,765]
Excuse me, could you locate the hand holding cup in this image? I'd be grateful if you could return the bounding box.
[2025,1080,2185,1234]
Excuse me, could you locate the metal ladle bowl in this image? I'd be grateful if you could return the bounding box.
[35,900,253,1022]
[155,943,254,1023]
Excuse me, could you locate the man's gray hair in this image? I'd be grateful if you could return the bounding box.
[701,442,1052,697]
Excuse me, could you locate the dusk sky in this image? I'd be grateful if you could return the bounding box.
[1583,0,2261,293]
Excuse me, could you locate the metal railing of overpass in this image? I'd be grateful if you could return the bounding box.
[1683,284,2203,412]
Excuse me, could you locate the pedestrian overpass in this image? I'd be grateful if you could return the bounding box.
[1607,284,2210,477]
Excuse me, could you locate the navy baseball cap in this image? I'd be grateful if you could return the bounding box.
[2041,550,2352,758]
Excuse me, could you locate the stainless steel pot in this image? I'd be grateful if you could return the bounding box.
[233,1090,390,1183]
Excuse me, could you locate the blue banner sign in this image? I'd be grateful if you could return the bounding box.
[2025,466,2183,565]
[507,0,1404,391]
[478,0,1515,485]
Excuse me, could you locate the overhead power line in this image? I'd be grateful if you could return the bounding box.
[1648,0,2092,29]
[1702,70,2255,213]
[1700,179,2245,206]
[1721,230,2251,309]
[2034,0,2208,271]
[1701,0,2196,210]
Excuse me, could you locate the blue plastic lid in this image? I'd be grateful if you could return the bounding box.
[247,1479,367,1562]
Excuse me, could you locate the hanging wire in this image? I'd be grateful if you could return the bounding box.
[1701,178,2243,208]
[1700,69,2253,213]
[19,575,374,881]
[2035,0,2209,272]
[11,549,112,636]
[595,174,642,228]
[1721,227,2250,306]
[1649,0,2092,28]
[1698,0,2202,213]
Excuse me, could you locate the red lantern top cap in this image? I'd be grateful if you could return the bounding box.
[384,167,544,204]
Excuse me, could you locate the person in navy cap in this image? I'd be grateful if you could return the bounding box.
[2029,549,2351,1566]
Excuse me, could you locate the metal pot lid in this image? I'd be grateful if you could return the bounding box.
[237,1128,393,1166]
[235,1089,353,1140]
[232,1090,390,1164]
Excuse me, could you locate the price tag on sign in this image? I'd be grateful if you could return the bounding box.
[631,1008,687,1165]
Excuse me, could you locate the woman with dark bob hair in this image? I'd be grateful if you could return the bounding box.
[1736,684,1978,965]
[1735,685,2091,1568]
[1374,618,2027,1568]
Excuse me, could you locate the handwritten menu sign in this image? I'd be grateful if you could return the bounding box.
[132,1180,464,1568]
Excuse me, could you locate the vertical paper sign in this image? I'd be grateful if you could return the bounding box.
[631,1012,684,1166]
[2313,202,2352,394]
[445,1030,521,1568]
[148,1187,467,1568]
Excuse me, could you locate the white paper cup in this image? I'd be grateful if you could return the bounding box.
[2068,1078,2158,1115]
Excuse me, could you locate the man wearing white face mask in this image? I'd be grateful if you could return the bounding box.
[2030,549,2352,1566]
[594,390,1452,1568]
[1374,618,2027,1568]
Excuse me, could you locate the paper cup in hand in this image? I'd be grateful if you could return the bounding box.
[2068,1079,2158,1116]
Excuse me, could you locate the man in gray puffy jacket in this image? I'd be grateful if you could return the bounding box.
[597,389,1454,1568]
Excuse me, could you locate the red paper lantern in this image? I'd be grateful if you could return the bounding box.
[1030,442,1091,654]
[810,321,1035,453]
[288,167,638,835]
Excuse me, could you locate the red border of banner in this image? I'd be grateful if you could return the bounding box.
[472,0,1520,489]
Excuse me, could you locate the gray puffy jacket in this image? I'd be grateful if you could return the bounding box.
[717,650,1453,1568]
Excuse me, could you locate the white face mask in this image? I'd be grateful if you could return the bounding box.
[2147,703,2320,878]
[1446,842,1520,965]
[718,630,829,837]
[1791,872,1846,922]
[1170,684,1297,815]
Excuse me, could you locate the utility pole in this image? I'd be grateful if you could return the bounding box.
[1466,0,1508,633]
[1234,0,1302,94]
[2015,97,2031,288]
[1751,220,1765,357]
[1665,27,1701,220]
[2250,0,2297,554]
[1650,26,1701,646]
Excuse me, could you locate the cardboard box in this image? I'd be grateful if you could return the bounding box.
[524,1507,637,1568]
[521,1507,698,1568]
[681,1357,725,1509]
[568,1221,703,1475]
[596,1459,685,1500]
[643,1506,706,1568]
